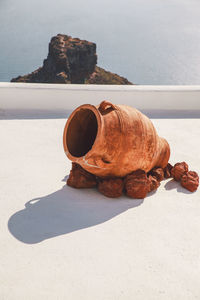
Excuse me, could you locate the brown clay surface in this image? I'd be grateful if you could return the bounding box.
[63,101,170,178]
[98,178,124,198]
[67,163,97,188]
[163,163,173,179]
[171,162,188,181]
[181,171,199,192]
[124,170,150,199]
[148,175,160,192]
[149,167,164,182]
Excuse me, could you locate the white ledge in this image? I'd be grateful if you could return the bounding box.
[1,83,200,118]
[2,82,200,91]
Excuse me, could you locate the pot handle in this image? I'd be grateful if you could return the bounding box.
[99,100,116,112]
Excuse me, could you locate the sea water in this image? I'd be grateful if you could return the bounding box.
[0,0,200,84]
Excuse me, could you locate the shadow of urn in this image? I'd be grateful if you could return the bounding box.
[8,183,143,244]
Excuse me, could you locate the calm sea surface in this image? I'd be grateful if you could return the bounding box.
[1,0,200,84]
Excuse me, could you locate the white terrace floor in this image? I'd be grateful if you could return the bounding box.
[0,84,200,300]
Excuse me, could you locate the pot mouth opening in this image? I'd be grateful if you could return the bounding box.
[66,108,98,157]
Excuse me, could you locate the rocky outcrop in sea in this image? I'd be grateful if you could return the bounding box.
[11,34,133,85]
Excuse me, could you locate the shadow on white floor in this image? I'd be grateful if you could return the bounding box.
[164,179,191,194]
[8,181,143,244]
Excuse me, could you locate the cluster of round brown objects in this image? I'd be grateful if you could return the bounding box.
[171,162,199,192]
[67,161,199,199]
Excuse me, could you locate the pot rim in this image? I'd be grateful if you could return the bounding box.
[63,103,102,163]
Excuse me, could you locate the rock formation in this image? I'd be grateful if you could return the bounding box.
[11,34,133,85]
[85,66,132,85]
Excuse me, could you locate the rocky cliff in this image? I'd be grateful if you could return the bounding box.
[11,34,133,85]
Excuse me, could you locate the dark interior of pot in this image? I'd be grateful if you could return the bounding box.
[66,108,98,157]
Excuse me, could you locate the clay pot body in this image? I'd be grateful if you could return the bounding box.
[63,101,170,178]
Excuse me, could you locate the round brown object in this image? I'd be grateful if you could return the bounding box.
[163,163,173,179]
[125,170,150,199]
[63,101,170,178]
[181,171,199,192]
[67,163,97,188]
[148,175,160,192]
[98,178,124,198]
[171,162,188,181]
[149,167,164,182]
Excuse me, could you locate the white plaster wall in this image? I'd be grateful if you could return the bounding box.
[0,83,200,118]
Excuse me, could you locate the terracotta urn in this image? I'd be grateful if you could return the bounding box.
[63,100,170,178]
